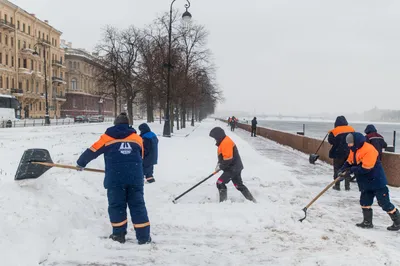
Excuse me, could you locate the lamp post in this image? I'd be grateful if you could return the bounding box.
[163,0,192,137]
[33,42,50,125]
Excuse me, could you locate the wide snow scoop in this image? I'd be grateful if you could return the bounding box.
[309,133,328,164]
[299,175,343,222]
[15,149,104,181]
[172,170,220,204]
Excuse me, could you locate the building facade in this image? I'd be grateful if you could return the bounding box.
[0,0,66,118]
[62,46,113,118]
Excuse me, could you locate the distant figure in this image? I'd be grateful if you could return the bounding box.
[139,123,159,184]
[227,117,231,127]
[328,116,355,191]
[364,124,387,161]
[251,117,257,137]
[230,116,237,132]
[209,127,256,203]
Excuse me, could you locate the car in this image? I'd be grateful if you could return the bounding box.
[74,115,88,123]
[88,115,104,123]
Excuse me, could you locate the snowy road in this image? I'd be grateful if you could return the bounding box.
[1,120,400,266]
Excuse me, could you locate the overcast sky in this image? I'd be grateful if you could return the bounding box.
[12,0,400,116]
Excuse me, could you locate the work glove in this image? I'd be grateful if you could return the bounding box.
[76,165,85,171]
[337,168,349,181]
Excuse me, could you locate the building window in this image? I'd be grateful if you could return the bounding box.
[0,76,2,88]
[46,35,49,41]
[10,37,13,47]
[23,59,27,69]
[18,58,20,68]
[5,54,8,66]
[26,80,29,91]
[18,39,20,49]
[6,77,9,89]
[4,14,7,22]
[10,17,13,25]
[12,78,14,88]
[22,23,25,32]
[5,35,8,46]
[0,53,2,64]
[23,41,26,49]
[69,61,72,69]
[31,60,34,71]
[17,21,20,30]
[0,33,2,43]
[55,40,57,47]
[72,98,77,108]
[36,82,39,93]
[71,78,77,90]
[18,82,22,89]
[11,56,14,67]
[38,31,41,38]
[39,102,42,111]
[28,26,31,35]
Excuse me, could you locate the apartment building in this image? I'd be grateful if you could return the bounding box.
[0,0,66,118]
[62,44,113,118]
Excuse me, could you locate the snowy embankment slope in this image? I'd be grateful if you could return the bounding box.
[1,120,400,266]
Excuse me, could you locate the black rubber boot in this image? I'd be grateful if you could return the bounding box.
[240,187,256,203]
[332,182,340,191]
[138,237,152,245]
[219,189,227,202]
[356,208,373,229]
[345,178,350,191]
[387,209,400,231]
[109,232,126,244]
[146,177,155,183]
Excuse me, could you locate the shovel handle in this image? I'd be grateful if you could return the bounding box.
[32,162,105,173]
[305,176,342,209]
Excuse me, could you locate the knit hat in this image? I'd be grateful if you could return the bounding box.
[346,133,354,144]
[114,112,130,125]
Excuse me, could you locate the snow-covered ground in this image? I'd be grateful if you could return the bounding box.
[1,119,400,266]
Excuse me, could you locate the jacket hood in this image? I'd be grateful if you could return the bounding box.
[139,123,151,135]
[209,127,226,144]
[350,132,366,152]
[105,124,137,139]
[364,124,377,134]
[334,116,348,127]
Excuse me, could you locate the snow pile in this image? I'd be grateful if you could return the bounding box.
[0,120,400,265]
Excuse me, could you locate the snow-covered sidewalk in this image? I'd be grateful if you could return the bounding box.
[1,119,400,266]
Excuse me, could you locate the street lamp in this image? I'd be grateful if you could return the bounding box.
[33,42,50,125]
[163,0,192,137]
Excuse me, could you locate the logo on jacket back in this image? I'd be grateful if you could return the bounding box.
[119,143,132,155]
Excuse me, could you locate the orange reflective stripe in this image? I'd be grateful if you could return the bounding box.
[331,126,355,137]
[124,133,144,158]
[90,134,115,152]
[358,143,378,169]
[218,136,234,161]
[111,219,128,227]
[134,222,150,228]
[347,150,354,164]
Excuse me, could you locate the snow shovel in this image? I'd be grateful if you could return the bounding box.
[14,149,104,181]
[309,133,328,164]
[172,170,220,204]
[299,174,346,222]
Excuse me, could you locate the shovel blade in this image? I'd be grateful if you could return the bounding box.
[15,149,53,180]
[309,154,319,164]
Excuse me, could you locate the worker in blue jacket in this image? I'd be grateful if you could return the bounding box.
[76,113,151,244]
[139,123,158,183]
